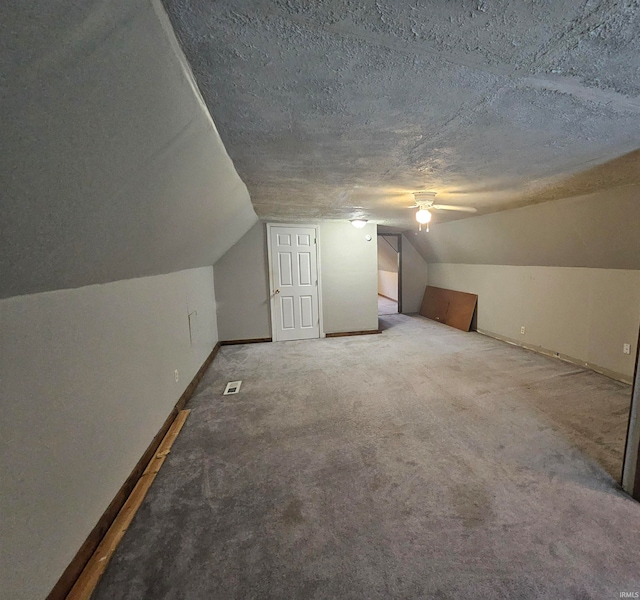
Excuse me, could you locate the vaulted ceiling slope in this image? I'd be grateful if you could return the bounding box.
[162,0,640,228]
[0,0,257,299]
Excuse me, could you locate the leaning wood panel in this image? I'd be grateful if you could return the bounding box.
[419,286,449,324]
[419,286,477,332]
[446,291,478,331]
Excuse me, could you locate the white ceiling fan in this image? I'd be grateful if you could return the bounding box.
[407,192,477,231]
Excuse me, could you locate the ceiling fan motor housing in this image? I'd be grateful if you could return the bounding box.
[414,191,437,207]
[412,191,478,213]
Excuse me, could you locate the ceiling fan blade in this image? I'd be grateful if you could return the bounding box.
[432,204,478,213]
[404,205,420,208]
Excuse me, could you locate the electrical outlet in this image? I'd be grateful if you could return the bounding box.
[520,326,526,335]
[623,344,631,355]
[174,369,179,382]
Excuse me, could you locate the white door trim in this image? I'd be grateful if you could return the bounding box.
[266,223,325,341]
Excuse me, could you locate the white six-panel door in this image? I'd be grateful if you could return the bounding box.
[269,225,320,341]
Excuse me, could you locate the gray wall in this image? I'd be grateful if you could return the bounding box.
[0,0,257,299]
[0,268,218,600]
[420,184,640,381]
[214,223,271,341]
[377,237,399,272]
[428,264,640,381]
[401,234,429,314]
[378,271,399,301]
[0,1,259,595]
[377,236,399,300]
[320,222,379,333]
[215,222,380,338]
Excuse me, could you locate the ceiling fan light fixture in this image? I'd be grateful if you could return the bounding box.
[350,219,368,228]
[415,209,432,224]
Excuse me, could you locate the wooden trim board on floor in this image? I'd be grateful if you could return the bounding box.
[66,410,191,600]
[476,328,632,384]
[46,342,221,600]
[325,330,382,338]
[378,293,398,302]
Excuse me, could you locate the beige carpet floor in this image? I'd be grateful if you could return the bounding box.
[93,314,638,599]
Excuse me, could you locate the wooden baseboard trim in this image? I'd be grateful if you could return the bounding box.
[476,329,631,384]
[221,337,272,345]
[378,293,398,302]
[46,342,221,600]
[325,330,382,338]
[66,410,191,600]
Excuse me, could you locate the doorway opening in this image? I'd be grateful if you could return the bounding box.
[377,233,402,316]
[622,326,640,499]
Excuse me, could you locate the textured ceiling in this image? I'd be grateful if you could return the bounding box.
[163,0,640,228]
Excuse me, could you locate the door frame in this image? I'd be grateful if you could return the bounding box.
[266,223,325,342]
[622,325,640,498]
[377,233,403,313]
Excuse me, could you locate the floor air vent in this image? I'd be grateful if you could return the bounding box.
[223,380,242,395]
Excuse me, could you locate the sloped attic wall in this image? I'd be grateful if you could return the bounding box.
[0,0,257,299]
[411,184,640,381]
[0,2,256,598]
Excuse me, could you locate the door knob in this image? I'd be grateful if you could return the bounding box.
[275,289,280,294]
